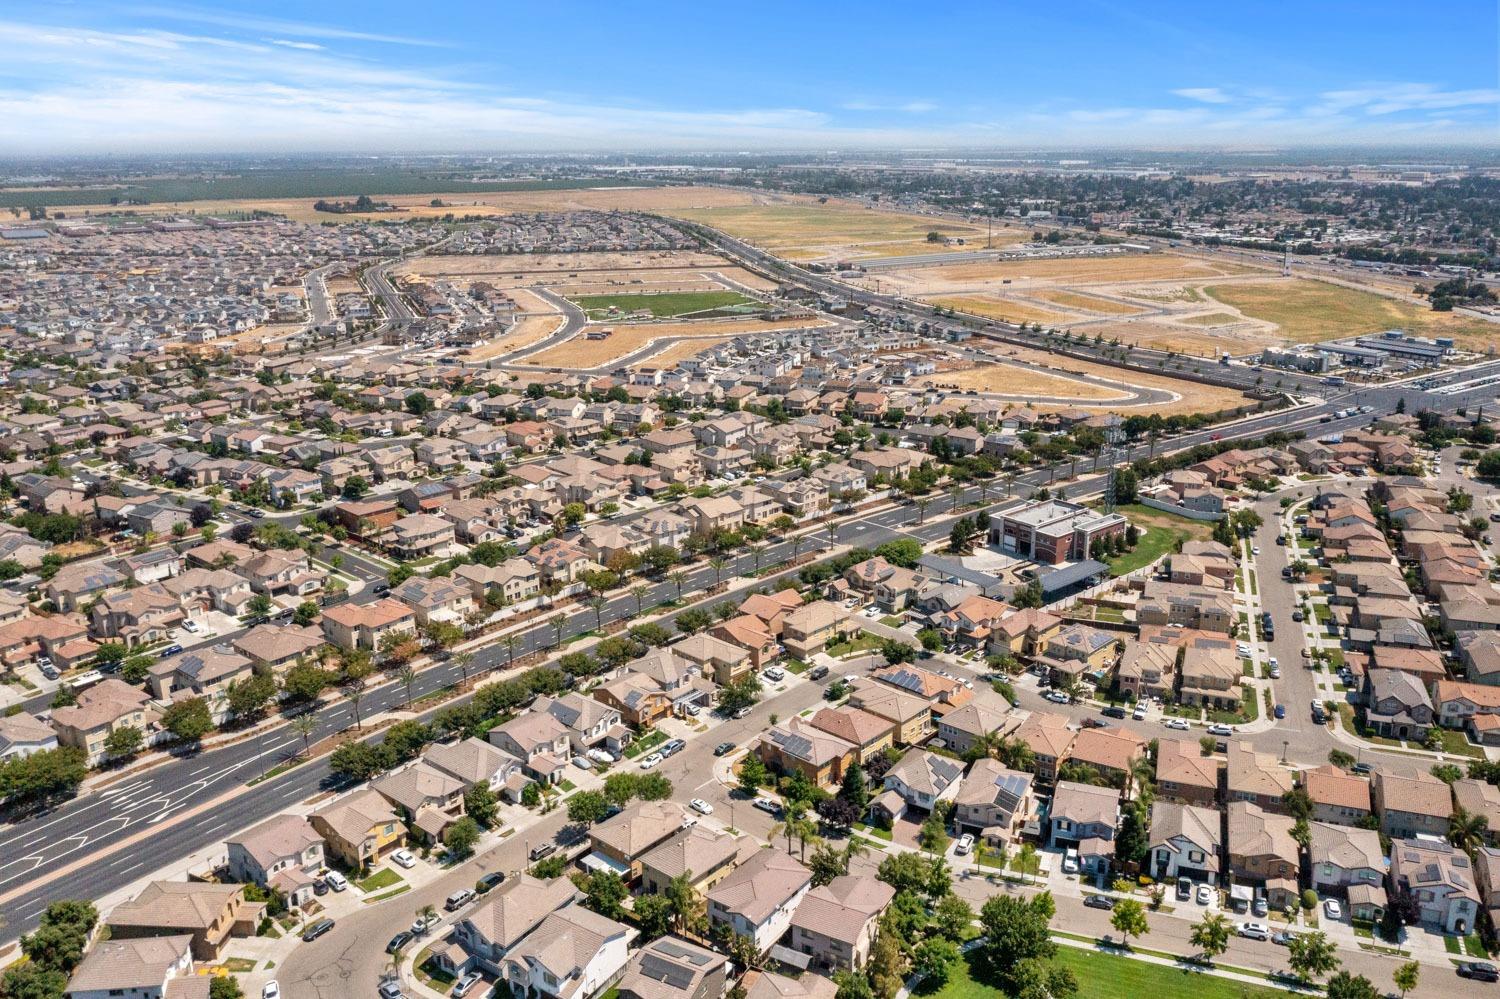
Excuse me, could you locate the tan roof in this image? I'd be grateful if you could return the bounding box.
[1014,711,1076,759]
[763,717,857,768]
[322,597,414,629]
[1454,778,1500,830]
[1050,780,1120,828]
[311,788,401,845]
[1301,765,1371,812]
[808,706,894,747]
[1067,727,1146,774]
[424,737,513,786]
[507,904,636,999]
[789,874,895,945]
[228,814,322,869]
[619,935,727,999]
[640,826,742,881]
[848,679,930,724]
[232,622,324,663]
[1376,770,1452,819]
[783,599,845,633]
[1227,741,1294,799]
[1227,801,1299,865]
[107,881,242,932]
[707,848,811,924]
[1155,739,1220,791]
[1149,801,1222,864]
[590,800,689,859]
[462,874,577,950]
[745,971,838,999]
[1308,821,1385,872]
[66,935,194,993]
[372,761,465,814]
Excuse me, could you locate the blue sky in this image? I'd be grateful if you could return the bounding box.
[1,1,1496,153]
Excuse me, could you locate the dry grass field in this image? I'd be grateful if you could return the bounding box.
[915,363,1128,401]
[399,250,726,278]
[520,316,830,368]
[1033,290,1143,315]
[50,184,759,223]
[1201,278,1500,347]
[463,315,566,361]
[323,275,362,295]
[864,252,1260,301]
[1089,321,1269,356]
[1175,312,1243,326]
[976,343,1251,416]
[923,295,1076,327]
[668,202,1021,262]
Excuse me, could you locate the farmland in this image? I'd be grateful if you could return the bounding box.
[570,290,758,319]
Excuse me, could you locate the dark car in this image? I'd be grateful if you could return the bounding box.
[713,742,736,756]
[1101,705,1127,719]
[1458,963,1500,983]
[1175,880,1192,901]
[808,665,830,681]
[476,872,505,894]
[386,931,412,954]
[1083,894,1115,910]
[373,583,391,596]
[157,644,184,658]
[312,878,329,896]
[302,919,335,943]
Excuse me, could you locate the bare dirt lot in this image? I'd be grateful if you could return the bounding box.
[967,344,1252,416]
[868,252,1260,299]
[519,316,831,368]
[915,364,1128,401]
[464,315,566,361]
[923,295,1077,327]
[1032,290,1144,315]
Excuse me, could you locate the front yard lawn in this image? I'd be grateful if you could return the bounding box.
[622,729,667,759]
[1434,728,1483,759]
[355,868,403,893]
[827,632,883,657]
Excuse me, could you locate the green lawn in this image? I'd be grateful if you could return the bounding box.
[1434,728,1484,759]
[622,729,667,759]
[572,290,758,318]
[355,868,404,893]
[828,632,884,657]
[921,944,1289,999]
[1105,506,1212,578]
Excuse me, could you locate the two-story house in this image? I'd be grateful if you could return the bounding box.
[707,849,812,955]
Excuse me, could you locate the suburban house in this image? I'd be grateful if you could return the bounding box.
[787,874,895,970]
[63,935,200,999]
[880,750,964,813]
[1373,770,1452,839]
[936,701,1015,757]
[1308,821,1387,922]
[758,718,857,791]
[638,825,745,897]
[707,848,813,955]
[1047,780,1120,876]
[488,712,572,786]
[308,788,405,870]
[1149,801,1223,884]
[1226,802,1300,909]
[226,814,326,910]
[617,936,728,999]
[1225,741,1294,813]
[501,904,638,999]
[371,761,468,844]
[1388,839,1481,934]
[104,881,258,961]
[953,758,1034,849]
[587,800,692,882]
[446,875,579,979]
[1013,711,1076,784]
[846,681,933,746]
[1154,739,1221,808]
[806,706,895,764]
[320,598,417,652]
[51,678,157,765]
[1301,765,1372,826]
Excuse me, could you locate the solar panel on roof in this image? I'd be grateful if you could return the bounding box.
[639,954,697,990]
[655,940,712,966]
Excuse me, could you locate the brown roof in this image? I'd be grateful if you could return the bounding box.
[788,874,895,945]
[107,881,242,932]
[1302,765,1371,812]
[707,848,811,924]
[808,706,894,747]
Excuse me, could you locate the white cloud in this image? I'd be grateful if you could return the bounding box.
[1171,87,1231,104]
[840,100,938,113]
[129,4,449,47]
[1317,82,1500,115]
[265,38,324,51]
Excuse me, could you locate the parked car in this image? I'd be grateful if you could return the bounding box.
[1323,899,1342,920]
[1196,883,1214,905]
[312,878,329,897]
[1271,931,1294,946]
[1101,705,1126,719]
[386,932,412,954]
[762,667,785,682]
[713,742,736,756]
[808,665,830,681]
[732,706,751,719]
[1291,609,1304,622]
[323,871,348,892]
[182,620,200,634]
[1458,962,1500,982]
[390,849,417,869]
[1044,689,1071,704]
[302,919,335,943]
[1238,922,1270,941]
[452,973,484,997]
[1132,703,1147,721]
[1253,896,1268,917]
[661,739,686,757]
[571,755,594,770]
[1269,666,1281,679]
[411,911,439,934]
[639,753,663,770]
[445,888,475,911]
[157,644,184,658]
[476,872,505,893]
[752,797,781,816]
[262,983,280,999]
[1274,704,1286,719]
[1084,894,1115,910]
[528,843,556,862]
[1206,723,1234,737]
[372,583,391,596]
[378,980,405,999]
[1352,762,1373,776]
[1176,879,1192,901]
[955,834,974,856]
[690,798,714,815]
[586,749,616,765]
[1165,718,1191,731]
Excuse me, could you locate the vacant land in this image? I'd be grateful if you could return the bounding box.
[520,316,830,368]
[41,184,759,223]
[572,290,757,319]
[976,344,1250,416]
[1033,290,1143,315]
[670,202,1018,262]
[915,363,1129,401]
[650,336,738,365]
[925,296,1076,327]
[400,250,727,278]
[1107,504,1215,575]
[1090,322,1265,356]
[464,315,566,361]
[1175,312,1243,326]
[1203,278,1500,346]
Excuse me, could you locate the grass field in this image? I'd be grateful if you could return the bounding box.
[670,203,1016,261]
[925,295,1076,327]
[1106,504,1216,576]
[572,290,757,319]
[1175,312,1243,326]
[521,316,829,368]
[916,364,1129,401]
[1033,290,1143,315]
[921,945,1288,999]
[1203,278,1500,346]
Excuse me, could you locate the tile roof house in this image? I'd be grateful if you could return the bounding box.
[1047,780,1120,876]
[502,903,638,999]
[1065,727,1147,791]
[758,717,857,791]
[743,971,836,999]
[1453,778,1500,848]
[1225,741,1294,813]
[1373,770,1452,840]
[936,700,1016,757]
[1149,801,1222,883]
[807,706,895,763]
[1154,738,1221,808]
[1308,821,1387,920]
[51,677,158,765]
[488,711,572,785]
[1388,839,1480,933]
[64,934,205,999]
[639,826,745,897]
[587,800,692,881]
[1227,802,1299,897]
[953,758,1034,849]
[371,761,467,843]
[1362,668,1435,740]
[846,680,934,746]
[308,788,405,869]
[1301,765,1372,827]
[881,750,965,812]
[226,814,325,910]
[617,935,728,999]
[319,598,416,651]
[1012,711,1076,783]
[446,875,579,978]
[788,874,896,970]
[707,848,813,955]
[105,881,258,961]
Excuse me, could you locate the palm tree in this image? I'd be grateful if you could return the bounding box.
[670,571,688,601]
[709,558,728,587]
[630,584,649,616]
[343,683,365,731]
[451,651,475,687]
[290,713,317,759]
[503,634,520,667]
[588,595,608,631]
[549,614,567,649]
[914,496,930,525]
[397,665,418,708]
[1449,806,1489,858]
[949,484,964,513]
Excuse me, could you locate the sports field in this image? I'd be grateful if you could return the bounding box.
[571,290,758,319]
[1202,278,1500,346]
[519,316,830,368]
[669,202,1020,262]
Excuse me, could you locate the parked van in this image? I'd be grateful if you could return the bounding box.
[445,888,475,911]
[528,842,556,862]
[322,871,348,892]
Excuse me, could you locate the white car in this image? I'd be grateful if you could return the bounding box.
[955,833,974,856]
[1269,666,1281,679]
[762,667,785,682]
[390,849,417,870]
[639,753,663,770]
[1268,656,1279,670]
[1323,899,1342,920]
[1252,545,1261,556]
[1165,718,1191,731]
[690,798,714,815]
[1206,723,1234,737]
[1196,883,1214,905]
[1131,703,1147,721]
[1239,922,1270,941]
[843,674,860,685]
[1044,689,1071,704]
[182,620,200,634]
[587,748,616,765]
[262,984,280,999]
